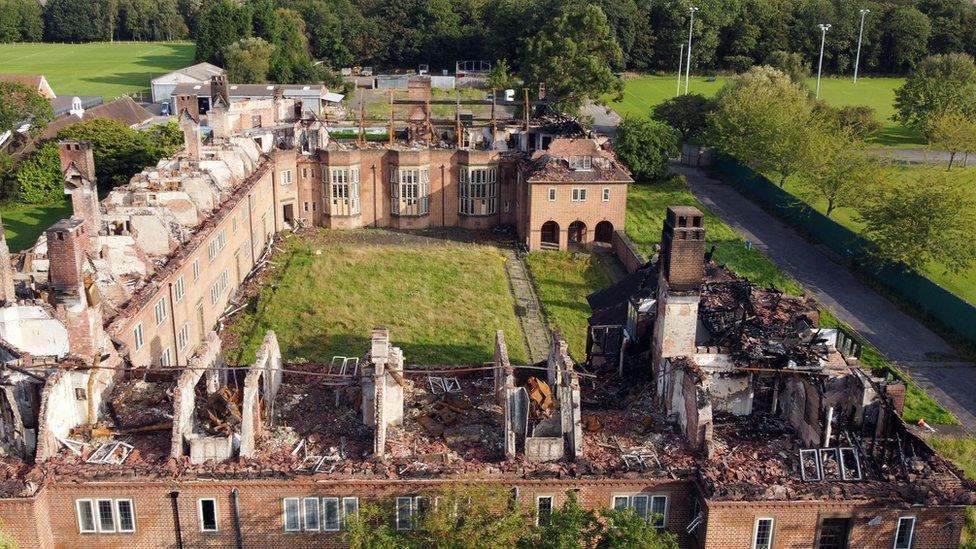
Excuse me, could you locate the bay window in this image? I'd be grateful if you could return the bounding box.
[326,167,361,216]
[391,166,429,216]
[459,166,498,216]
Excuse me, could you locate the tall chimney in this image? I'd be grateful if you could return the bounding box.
[175,93,199,120]
[660,205,705,291]
[178,108,201,161]
[211,74,229,108]
[46,218,87,299]
[0,213,15,303]
[58,141,101,255]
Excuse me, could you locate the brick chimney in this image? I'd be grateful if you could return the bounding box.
[652,206,705,375]
[0,213,15,303]
[211,74,229,108]
[59,141,101,255]
[660,205,705,291]
[175,93,199,120]
[178,108,201,161]
[46,218,88,300]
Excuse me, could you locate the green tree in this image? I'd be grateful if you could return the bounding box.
[709,65,823,187]
[43,0,117,42]
[13,141,61,203]
[194,0,251,64]
[615,115,680,181]
[894,53,976,139]
[486,59,516,92]
[596,507,678,549]
[927,110,976,169]
[651,93,712,143]
[832,105,883,141]
[881,6,932,73]
[522,3,623,115]
[763,50,808,83]
[519,491,600,549]
[796,135,881,217]
[225,37,275,84]
[250,0,281,44]
[16,0,44,41]
[858,166,976,274]
[0,81,53,136]
[268,8,314,83]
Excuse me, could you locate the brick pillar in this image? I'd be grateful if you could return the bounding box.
[0,213,16,303]
[46,219,87,299]
[178,109,201,161]
[58,141,100,255]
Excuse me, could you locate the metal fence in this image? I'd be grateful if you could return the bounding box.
[714,154,976,346]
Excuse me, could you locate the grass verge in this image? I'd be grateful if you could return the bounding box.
[225,230,527,365]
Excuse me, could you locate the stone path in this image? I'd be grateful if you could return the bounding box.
[503,249,550,364]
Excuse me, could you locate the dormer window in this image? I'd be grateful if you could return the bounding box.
[568,155,592,170]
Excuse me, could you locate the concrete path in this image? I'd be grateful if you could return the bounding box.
[582,102,622,137]
[868,148,972,167]
[503,249,550,364]
[673,163,976,431]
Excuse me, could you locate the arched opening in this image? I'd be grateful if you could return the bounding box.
[568,221,587,247]
[595,220,614,244]
[541,221,560,249]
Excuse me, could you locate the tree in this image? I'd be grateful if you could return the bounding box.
[858,166,976,274]
[0,81,52,136]
[709,66,823,187]
[596,507,679,549]
[224,37,274,84]
[615,115,679,181]
[832,105,883,141]
[194,0,251,64]
[763,50,808,83]
[521,3,623,114]
[881,6,932,73]
[927,110,976,168]
[894,53,976,139]
[43,0,117,42]
[519,491,601,549]
[796,135,882,217]
[268,8,314,83]
[651,94,712,143]
[487,59,516,92]
[13,141,61,203]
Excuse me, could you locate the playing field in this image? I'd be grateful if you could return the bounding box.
[0,42,195,99]
[608,74,923,148]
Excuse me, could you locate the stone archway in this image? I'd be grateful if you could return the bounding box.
[541,221,560,249]
[568,220,587,246]
[595,220,613,244]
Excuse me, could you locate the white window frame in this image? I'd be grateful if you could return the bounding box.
[754,517,774,549]
[96,498,116,533]
[342,497,359,528]
[602,187,611,202]
[76,499,97,533]
[302,497,320,531]
[611,493,667,528]
[535,494,554,526]
[154,297,167,326]
[283,498,301,532]
[459,165,498,216]
[281,169,293,185]
[115,499,135,533]
[894,516,915,549]
[198,498,219,533]
[548,187,556,202]
[178,323,189,350]
[133,323,144,351]
[174,275,185,302]
[322,497,340,532]
[159,347,172,367]
[192,259,200,281]
[571,188,587,202]
[395,496,413,531]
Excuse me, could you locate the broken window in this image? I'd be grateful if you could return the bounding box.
[839,447,861,481]
[283,498,301,532]
[817,518,851,549]
[799,449,822,481]
[323,498,340,531]
[536,495,553,526]
[894,516,915,549]
[303,498,320,531]
[76,499,96,533]
[819,448,841,481]
[754,518,774,549]
[459,166,498,216]
[391,167,429,216]
[328,167,361,216]
[198,498,218,532]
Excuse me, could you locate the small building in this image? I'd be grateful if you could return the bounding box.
[0,74,56,99]
[36,97,155,142]
[150,62,225,104]
[169,82,334,116]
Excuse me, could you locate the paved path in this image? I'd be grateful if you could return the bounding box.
[674,163,976,430]
[582,102,622,137]
[503,249,550,364]
[868,148,972,167]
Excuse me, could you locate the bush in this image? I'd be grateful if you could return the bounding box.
[14,142,61,204]
[614,115,679,181]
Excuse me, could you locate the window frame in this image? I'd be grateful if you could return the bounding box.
[192,258,200,281]
[283,498,301,532]
[395,496,413,531]
[154,297,167,326]
[342,497,359,529]
[535,494,554,526]
[548,187,556,201]
[303,497,320,532]
[96,498,116,533]
[178,323,189,350]
[893,516,915,549]
[76,499,97,534]
[159,347,172,367]
[281,169,293,185]
[133,323,144,351]
[198,498,219,533]
[602,187,611,202]
[322,497,341,532]
[610,493,667,529]
[174,275,185,303]
[115,499,135,533]
[754,517,774,549]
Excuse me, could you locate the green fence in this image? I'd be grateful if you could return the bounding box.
[714,155,976,346]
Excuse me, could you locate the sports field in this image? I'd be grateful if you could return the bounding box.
[607,74,924,147]
[0,42,195,99]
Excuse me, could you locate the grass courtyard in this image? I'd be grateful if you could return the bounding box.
[0,199,71,252]
[224,230,527,366]
[607,74,923,148]
[0,41,195,99]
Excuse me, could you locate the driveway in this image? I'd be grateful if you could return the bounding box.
[673,163,976,430]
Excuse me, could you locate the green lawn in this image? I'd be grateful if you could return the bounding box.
[784,165,976,306]
[224,230,527,365]
[607,74,923,148]
[0,42,195,99]
[526,251,611,361]
[0,200,71,252]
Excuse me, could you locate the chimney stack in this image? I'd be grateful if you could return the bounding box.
[46,218,88,300]
[660,205,705,292]
[178,108,201,161]
[175,94,199,120]
[58,141,101,255]
[211,74,229,108]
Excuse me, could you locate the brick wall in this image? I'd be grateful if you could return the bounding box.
[525,181,627,251]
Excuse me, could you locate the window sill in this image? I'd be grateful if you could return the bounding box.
[325,213,361,218]
[458,212,497,218]
[391,213,429,218]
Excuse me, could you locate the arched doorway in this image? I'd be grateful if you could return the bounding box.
[568,221,587,247]
[595,220,614,244]
[541,221,560,248]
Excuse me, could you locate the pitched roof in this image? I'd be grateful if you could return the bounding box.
[171,82,327,99]
[0,74,56,99]
[36,97,154,142]
[151,62,225,85]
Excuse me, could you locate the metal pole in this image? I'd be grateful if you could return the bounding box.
[816,24,831,99]
[676,43,684,97]
[853,9,869,83]
[684,6,698,95]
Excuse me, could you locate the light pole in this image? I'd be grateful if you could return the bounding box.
[684,6,698,95]
[853,9,869,83]
[676,43,684,97]
[816,23,831,99]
